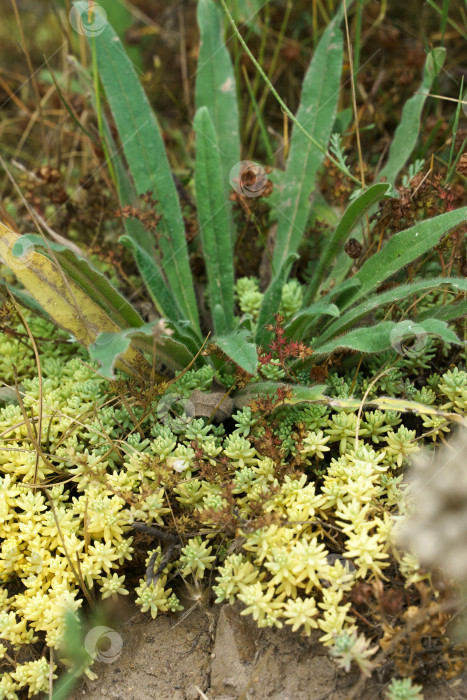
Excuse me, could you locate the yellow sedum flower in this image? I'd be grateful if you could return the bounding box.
[100,573,129,599]
[283,596,319,635]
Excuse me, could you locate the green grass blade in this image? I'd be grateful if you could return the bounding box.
[196,0,241,193]
[440,0,451,43]
[242,66,274,163]
[194,106,235,335]
[90,23,199,331]
[379,47,446,184]
[336,206,467,312]
[425,0,467,39]
[446,77,464,179]
[305,183,392,303]
[270,9,344,272]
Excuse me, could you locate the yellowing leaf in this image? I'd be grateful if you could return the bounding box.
[0,223,144,375]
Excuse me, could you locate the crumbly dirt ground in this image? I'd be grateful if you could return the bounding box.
[70,587,467,700]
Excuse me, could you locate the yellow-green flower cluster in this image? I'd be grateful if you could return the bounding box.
[0,350,134,696]
[235,277,303,326]
[212,443,398,641]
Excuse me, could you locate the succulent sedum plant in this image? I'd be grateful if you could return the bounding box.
[0,311,465,696]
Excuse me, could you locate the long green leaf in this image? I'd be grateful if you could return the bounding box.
[194,107,235,334]
[90,25,199,331]
[379,48,446,184]
[271,9,344,271]
[319,277,467,344]
[56,53,155,256]
[196,0,240,241]
[417,298,467,323]
[312,319,460,356]
[156,335,200,371]
[102,114,156,255]
[285,301,340,339]
[305,183,393,302]
[98,0,143,71]
[336,207,467,311]
[167,321,205,359]
[234,381,327,408]
[120,236,185,324]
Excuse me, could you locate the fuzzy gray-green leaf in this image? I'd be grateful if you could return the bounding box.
[320,276,467,344]
[336,207,467,311]
[215,329,258,375]
[271,9,344,271]
[194,107,235,334]
[90,25,199,330]
[313,319,460,357]
[196,0,240,241]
